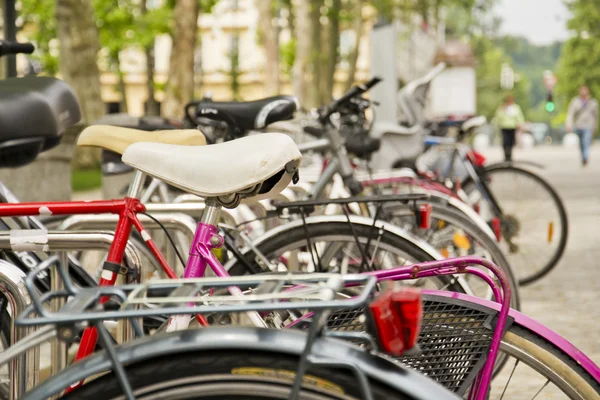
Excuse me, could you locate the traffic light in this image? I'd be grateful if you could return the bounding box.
[545,91,555,113]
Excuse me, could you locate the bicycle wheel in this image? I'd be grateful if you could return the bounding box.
[225,217,469,294]
[383,202,521,310]
[492,325,599,399]
[462,164,568,285]
[60,349,418,399]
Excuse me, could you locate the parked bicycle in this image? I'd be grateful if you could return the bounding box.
[0,41,594,400]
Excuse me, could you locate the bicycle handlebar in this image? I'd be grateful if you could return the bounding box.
[318,76,382,123]
[0,40,34,57]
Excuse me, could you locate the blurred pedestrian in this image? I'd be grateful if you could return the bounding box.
[494,94,525,161]
[566,85,597,167]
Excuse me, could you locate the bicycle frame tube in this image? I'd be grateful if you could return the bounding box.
[311,158,340,198]
[453,146,504,216]
[295,125,357,200]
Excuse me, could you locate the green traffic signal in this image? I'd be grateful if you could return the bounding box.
[545,91,555,113]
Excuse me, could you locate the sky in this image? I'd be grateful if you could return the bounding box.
[495,0,570,44]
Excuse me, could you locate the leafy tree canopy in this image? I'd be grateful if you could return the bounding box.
[556,0,600,102]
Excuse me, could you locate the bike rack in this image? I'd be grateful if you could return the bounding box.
[57,212,198,274]
[0,259,35,400]
[57,213,197,244]
[0,231,143,400]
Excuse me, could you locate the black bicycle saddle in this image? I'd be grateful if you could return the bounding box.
[193,95,297,133]
[0,76,81,167]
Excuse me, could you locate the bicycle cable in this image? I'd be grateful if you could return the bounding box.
[139,212,186,267]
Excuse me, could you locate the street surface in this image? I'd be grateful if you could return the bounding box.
[482,143,600,365]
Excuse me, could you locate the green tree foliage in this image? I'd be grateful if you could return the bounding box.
[556,0,600,104]
[19,0,58,75]
[19,0,172,75]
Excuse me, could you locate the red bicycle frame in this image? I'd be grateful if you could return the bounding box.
[0,197,179,391]
[0,198,177,280]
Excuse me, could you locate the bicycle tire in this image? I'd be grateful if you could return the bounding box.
[226,219,468,294]
[496,325,599,399]
[383,202,521,310]
[462,164,569,285]
[60,349,418,399]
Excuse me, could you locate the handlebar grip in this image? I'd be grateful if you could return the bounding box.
[318,76,383,122]
[303,125,324,138]
[361,76,383,90]
[0,40,35,57]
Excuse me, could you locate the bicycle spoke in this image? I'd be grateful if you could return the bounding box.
[498,359,519,400]
[530,380,550,400]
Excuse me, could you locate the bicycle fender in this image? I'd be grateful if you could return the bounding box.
[411,192,497,241]
[446,196,497,240]
[23,327,459,400]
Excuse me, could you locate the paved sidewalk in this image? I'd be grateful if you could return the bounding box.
[482,144,600,364]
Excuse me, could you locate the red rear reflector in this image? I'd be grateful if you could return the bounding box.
[492,217,501,242]
[467,151,486,167]
[368,287,422,356]
[418,204,432,229]
[473,203,480,214]
[472,151,486,167]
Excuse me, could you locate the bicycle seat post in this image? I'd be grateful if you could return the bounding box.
[200,198,221,227]
[128,170,147,199]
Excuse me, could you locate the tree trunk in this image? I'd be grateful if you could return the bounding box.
[118,69,128,113]
[319,21,331,105]
[344,0,364,91]
[309,0,322,108]
[56,0,104,124]
[292,0,311,108]
[257,0,280,95]
[56,0,104,169]
[321,0,340,104]
[283,0,295,35]
[113,52,128,113]
[162,0,199,119]
[141,0,159,116]
[145,46,160,115]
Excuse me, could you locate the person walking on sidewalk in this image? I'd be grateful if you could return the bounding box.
[566,85,597,166]
[494,94,525,161]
